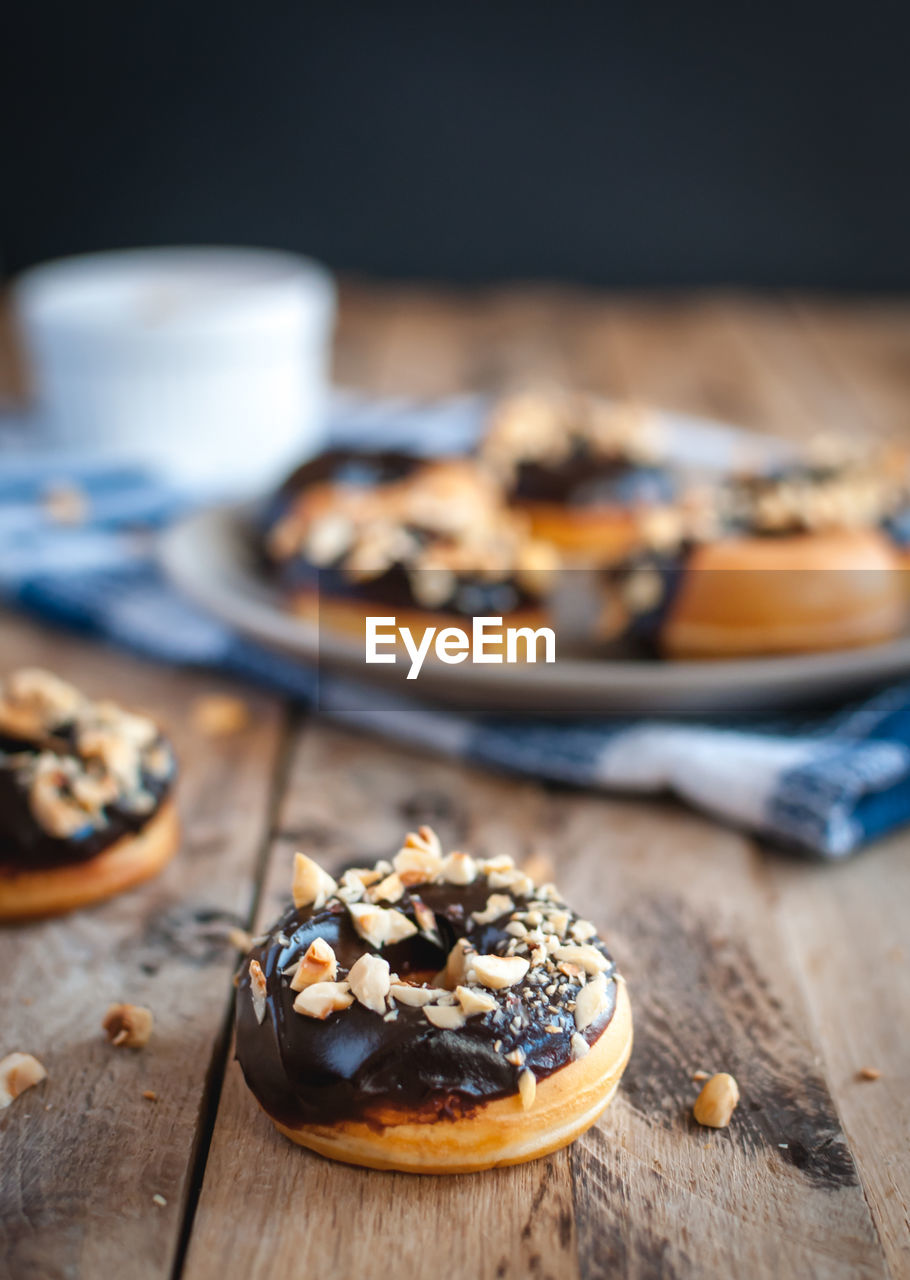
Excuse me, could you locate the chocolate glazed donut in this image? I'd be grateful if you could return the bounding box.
[480,389,672,565]
[259,450,560,651]
[0,668,178,920]
[600,464,910,658]
[236,828,632,1173]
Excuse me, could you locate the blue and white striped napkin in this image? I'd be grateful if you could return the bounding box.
[2,396,909,859]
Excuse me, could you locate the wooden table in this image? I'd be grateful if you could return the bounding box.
[1,288,909,1280]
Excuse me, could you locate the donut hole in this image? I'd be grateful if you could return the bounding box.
[383,930,450,986]
[394,968,444,988]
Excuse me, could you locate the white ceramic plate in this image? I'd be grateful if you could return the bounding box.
[160,501,910,716]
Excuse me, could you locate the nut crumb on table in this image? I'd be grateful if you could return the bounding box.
[103,1003,154,1048]
[0,1052,47,1108]
[693,1072,740,1128]
[191,694,250,738]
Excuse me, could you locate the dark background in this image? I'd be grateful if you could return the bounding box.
[5,3,910,289]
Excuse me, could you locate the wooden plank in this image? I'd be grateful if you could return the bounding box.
[183,724,580,1280]
[554,798,886,1280]
[184,724,888,1280]
[770,840,910,1279]
[518,295,902,1277]
[738,301,910,1278]
[0,615,286,1280]
[2,288,909,1279]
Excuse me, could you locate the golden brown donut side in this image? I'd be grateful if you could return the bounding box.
[521,502,643,563]
[268,977,632,1174]
[0,799,179,921]
[661,528,907,658]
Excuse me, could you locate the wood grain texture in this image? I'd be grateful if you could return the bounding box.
[183,726,580,1280]
[1,288,909,1279]
[0,617,286,1280]
[184,727,889,1280]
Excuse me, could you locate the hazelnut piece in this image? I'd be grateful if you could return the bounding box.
[103,1003,154,1048]
[0,1053,47,1108]
[693,1072,740,1129]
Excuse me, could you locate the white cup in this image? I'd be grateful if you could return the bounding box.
[13,246,336,493]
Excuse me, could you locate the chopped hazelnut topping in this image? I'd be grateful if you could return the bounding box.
[480,854,515,875]
[573,974,609,1032]
[693,1072,740,1128]
[28,756,97,838]
[518,1068,537,1110]
[487,869,535,896]
[552,944,609,975]
[455,985,497,1016]
[293,981,354,1020]
[423,1004,466,1030]
[0,1053,47,1108]
[393,826,443,884]
[393,847,443,887]
[389,983,447,1007]
[78,713,154,793]
[406,825,443,856]
[439,937,475,988]
[505,1048,525,1066]
[347,902,418,949]
[349,865,387,887]
[471,954,530,991]
[247,963,268,1023]
[440,851,477,885]
[471,894,514,925]
[413,899,439,939]
[227,926,253,953]
[570,1033,590,1060]
[347,954,392,1014]
[191,694,249,738]
[290,938,338,991]
[1,668,83,737]
[546,909,571,938]
[103,1003,154,1048]
[337,869,368,903]
[291,852,337,911]
[368,871,405,904]
[569,920,597,942]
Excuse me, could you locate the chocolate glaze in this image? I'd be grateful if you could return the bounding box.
[0,726,174,874]
[512,454,677,509]
[260,448,542,617]
[260,449,424,538]
[235,877,617,1129]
